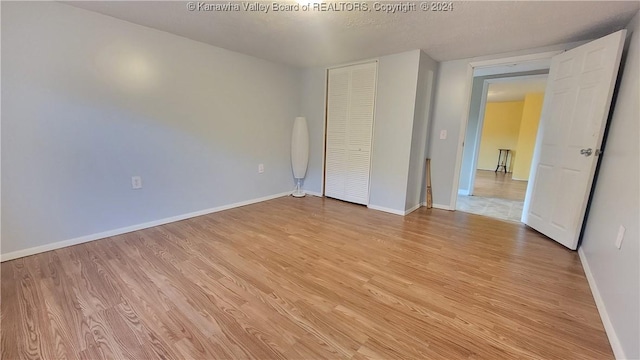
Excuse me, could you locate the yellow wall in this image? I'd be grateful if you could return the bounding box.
[477,101,524,172]
[512,93,545,180]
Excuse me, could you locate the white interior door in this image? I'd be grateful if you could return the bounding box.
[522,30,626,250]
[325,62,377,205]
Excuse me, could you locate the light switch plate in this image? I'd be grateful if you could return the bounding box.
[131,176,142,190]
[439,130,447,140]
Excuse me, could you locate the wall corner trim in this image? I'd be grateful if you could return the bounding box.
[368,203,424,216]
[578,248,626,360]
[419,202,452,211]
[1,191,293,262]
[432,203,453,211]
[367,204,406,216]
[404,203,421,215]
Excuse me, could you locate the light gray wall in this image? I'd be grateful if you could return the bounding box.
[1,2,302,255]
[300,67,326,195]
[369,50,420,212]
[428,41,587,208]
[581,11,640,359]
[406,51,437,211]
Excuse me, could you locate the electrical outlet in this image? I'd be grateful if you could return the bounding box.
[258,164,264,173]
[131,176,142,189]
[615,225,625,249]
[439,130,447,140]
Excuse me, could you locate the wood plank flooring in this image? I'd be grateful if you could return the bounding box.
[1,196,612,359]
[473,170,528,201]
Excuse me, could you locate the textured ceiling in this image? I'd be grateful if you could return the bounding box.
[487,77,548,102]
[66,1,639,68]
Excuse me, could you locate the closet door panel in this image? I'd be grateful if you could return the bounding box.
[344,150,371,204]
[348,65,377,153]
[325,68,350,200]
[325,62,376,204]
[325,148,347,198]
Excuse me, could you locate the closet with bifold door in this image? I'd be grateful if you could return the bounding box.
[324,61,377,205]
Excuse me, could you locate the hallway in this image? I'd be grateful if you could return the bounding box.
[457,170,528,222]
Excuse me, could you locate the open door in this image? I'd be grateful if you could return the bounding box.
[522,30,626,250]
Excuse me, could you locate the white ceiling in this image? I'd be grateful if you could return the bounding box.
[487,77,548,102]
[66,1,639,68]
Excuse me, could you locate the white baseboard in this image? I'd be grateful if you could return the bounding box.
[368,203,423,216]
[404,203,421,215]
[367,204,405,216]
[458,189,470,196]
[578,248,625,360]
[303,191,323,197]
[432,203,452,211]
[420,202,452,211]
[0,191,292,262]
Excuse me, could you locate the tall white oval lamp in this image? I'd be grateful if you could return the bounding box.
[291,116,309,198]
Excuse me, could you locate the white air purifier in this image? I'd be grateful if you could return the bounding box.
[291,116,309,198]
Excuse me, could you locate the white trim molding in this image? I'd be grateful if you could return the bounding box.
[420,202,453,211]
[367,204,405,216]
[470,50,563,72]
[578,248,626,360]
[303,190,323,197]
[404,203,421,215]
[1,191,292,262]
[432,203,453,211]
[368,203,424,216]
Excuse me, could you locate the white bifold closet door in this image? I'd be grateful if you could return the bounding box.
[325,62,377,205]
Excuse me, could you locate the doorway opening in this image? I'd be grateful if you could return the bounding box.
[456,72,548,222]
[450,31,626,250]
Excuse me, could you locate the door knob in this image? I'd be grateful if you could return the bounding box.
[580,148,593,157]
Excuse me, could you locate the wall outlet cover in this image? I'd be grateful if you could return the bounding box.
[131,176,142,190]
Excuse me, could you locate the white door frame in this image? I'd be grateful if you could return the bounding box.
[464,74,549,197]
[450,50,562,210]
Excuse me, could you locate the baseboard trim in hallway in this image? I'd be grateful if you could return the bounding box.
[0,191,293,262]
[579,248,625,360]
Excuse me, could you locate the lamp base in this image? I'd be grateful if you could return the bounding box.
[292,178,305,198]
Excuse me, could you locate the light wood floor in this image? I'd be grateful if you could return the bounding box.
[1,196,612,359]
[473,170,528,201]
